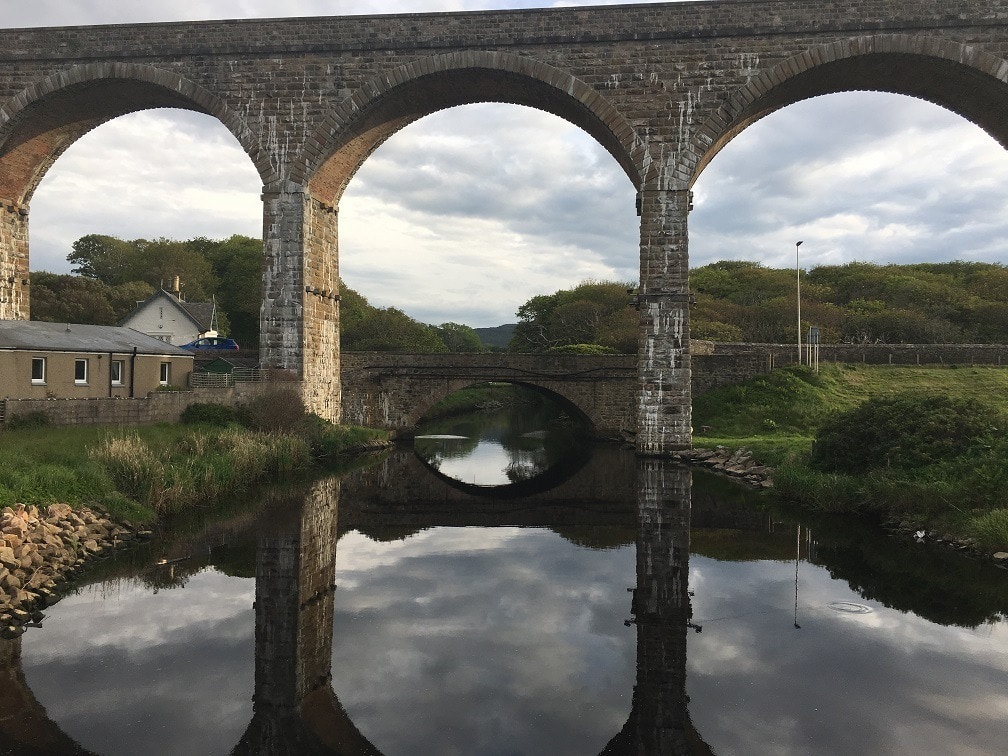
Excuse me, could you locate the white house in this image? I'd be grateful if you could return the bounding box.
[118,283,218,347]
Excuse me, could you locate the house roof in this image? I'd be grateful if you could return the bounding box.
[117,289,215,332]
[0,320,194,356]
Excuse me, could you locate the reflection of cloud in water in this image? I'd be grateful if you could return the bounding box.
[687,555,1008,755]
[434,440,513,485]
[331,527,636,756]
[20,569,255,756]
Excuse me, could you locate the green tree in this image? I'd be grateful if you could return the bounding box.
[338,280,448,352]
[436,322,485,353]
[29,272,118,324]
[195,235,262,347]
[67,234,139,285]
[509,280,635,353]
[342,307,447,352]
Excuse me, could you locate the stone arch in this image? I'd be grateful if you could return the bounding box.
[0,61,271,206]
[294,50,643,203]
[686,35,1008,186]
[0,62,270,320]
[411,379,597,434]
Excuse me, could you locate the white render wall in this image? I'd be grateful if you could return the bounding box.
[121,295,200,346]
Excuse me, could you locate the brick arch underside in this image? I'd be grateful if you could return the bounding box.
[411,379,597,434]
[302,59,641,205]
[0,65,263,208]
[690,38,1008,185]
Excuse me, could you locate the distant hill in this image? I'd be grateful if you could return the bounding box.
[475,324,516,349]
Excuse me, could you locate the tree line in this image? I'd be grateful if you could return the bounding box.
[507,260,1008,353]
[31,235,1008,352]
[31,234,485,353]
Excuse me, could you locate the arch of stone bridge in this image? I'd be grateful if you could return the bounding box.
[296,50,642,203]
[411,379,598,436]
[0,62,266,321]
[686,34,1008,186]
[0,62,269,205]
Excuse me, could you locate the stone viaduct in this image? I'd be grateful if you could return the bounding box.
[2,1,1008,454]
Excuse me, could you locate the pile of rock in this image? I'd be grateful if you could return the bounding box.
[674,446,774,489]
[0,503,142,637]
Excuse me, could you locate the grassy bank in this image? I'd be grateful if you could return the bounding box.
[0,395,388,523]
[693,363,1008,552]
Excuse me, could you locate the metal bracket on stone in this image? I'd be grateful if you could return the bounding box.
[304,285,341,302]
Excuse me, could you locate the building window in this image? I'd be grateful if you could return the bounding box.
[31,357,46,385]
[74,358,88,385]
[159,362,170,386]
[111,360,124,386]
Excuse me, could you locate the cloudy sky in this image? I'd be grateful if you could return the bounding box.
[7,1,1008,327]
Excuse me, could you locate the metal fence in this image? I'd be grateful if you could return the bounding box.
[189,368,270,388]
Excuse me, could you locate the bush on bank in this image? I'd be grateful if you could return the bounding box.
[693,365,1008,552]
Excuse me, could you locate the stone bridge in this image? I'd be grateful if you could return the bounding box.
[341,351,638,438]
[3,1,1008,453]
[340,349,770,438]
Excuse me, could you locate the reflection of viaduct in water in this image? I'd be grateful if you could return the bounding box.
[340,445,638,529]
[0,457,708,754]
[237,458,707,754]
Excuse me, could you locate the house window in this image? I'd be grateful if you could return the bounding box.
[159,362,170,386]
[74,358,88,385]
[111,360,124,386]
[31,357,46,385]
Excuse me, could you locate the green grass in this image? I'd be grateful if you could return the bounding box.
[693,364,1008,552]
[0,418,389,522]
[694,363,1008,441]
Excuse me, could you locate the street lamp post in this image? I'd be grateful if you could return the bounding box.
[796,240,803,365]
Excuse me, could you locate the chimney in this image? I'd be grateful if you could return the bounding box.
[171,276,181,299]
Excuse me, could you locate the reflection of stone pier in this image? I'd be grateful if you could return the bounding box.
[604,461,710,755]
[233,479,379,755]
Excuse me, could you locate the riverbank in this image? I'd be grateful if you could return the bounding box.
[0,395,391,631]
[691,363,1008,564]
[0,503,151,638]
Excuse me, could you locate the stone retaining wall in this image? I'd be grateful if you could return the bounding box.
[0,382,287,427]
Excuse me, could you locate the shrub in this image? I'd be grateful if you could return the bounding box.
[546,343,618,355]
[180,402,246,426]
[90,432,168,509]
[811,392,1003,474]
[241,387,307,432]
[6,411,51,430]
[969,509,1008,551]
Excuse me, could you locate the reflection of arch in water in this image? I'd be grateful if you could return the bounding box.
[411,433,594,501]
[334,455,705,753]
[0,637,100,756]
[342,445,637,525]
[413,380,597,437]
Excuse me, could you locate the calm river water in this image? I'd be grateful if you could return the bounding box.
[4,403,1007,755]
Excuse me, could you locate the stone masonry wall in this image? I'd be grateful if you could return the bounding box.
[0,382,283,426]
